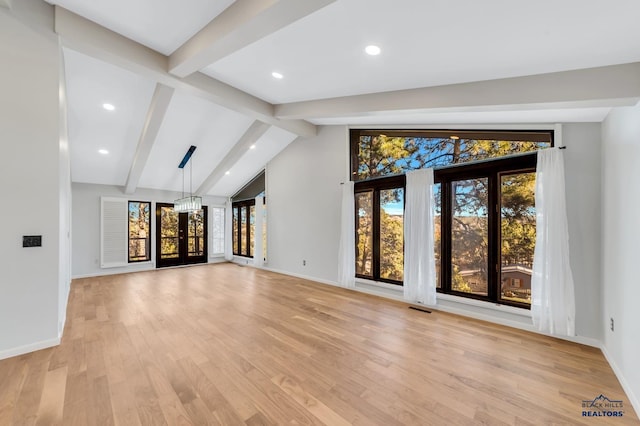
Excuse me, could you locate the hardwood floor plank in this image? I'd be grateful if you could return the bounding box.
[34,366,67,426]
[0,263,637,425]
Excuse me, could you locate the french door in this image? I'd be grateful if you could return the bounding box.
[156,203,207,268]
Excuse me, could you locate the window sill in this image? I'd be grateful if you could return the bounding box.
[355,278,402,291]
[436,292,532,318]
[355,278,531,318]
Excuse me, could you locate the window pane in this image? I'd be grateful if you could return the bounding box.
[500,172,536,305]
[433,183,441,288]
[188,209,205,256]
[128,201,150,262]
[250,205,255,257]
[451,178,488,296]
[355,133,550,181]
[233,207,239,254]
[379,188,404,281]
[355,191,373,277]
[160,206,179,259]
[241,207,247,255]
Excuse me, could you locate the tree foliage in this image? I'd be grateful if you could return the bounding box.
[355,135,543,292]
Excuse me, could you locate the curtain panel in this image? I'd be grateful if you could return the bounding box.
[531,147,576,336]
[224,199,233,261]
[253,195,264,267]
[403,168,437,305]
[337,181,356,288]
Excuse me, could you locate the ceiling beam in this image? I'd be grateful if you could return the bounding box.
[124,83,175,194]
[53,6,316,138]
[169,0,337,78]
[196,120,270,196]
[274,62,640,120]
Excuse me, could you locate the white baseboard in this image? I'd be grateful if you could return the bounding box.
[601,345,640,419]
[0,337,60,361]
[260,266,341,288]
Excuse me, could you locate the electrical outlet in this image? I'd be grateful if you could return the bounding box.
[303,259,306,266]
[610,317,614,332]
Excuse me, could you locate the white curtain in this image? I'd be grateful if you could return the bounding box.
[224,199,233,261]
[531,148,576,336]
[253,195,264,267]
[337,181,356,288]
[403,168,437,305]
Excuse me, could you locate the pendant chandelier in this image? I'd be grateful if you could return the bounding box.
[174,145,202,213]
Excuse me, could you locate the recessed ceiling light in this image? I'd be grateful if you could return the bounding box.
[225,171,230,175]
[250,144,256,150]
[271,71,284,79]
[365,45,381,56]
[98,149,109,155]
[102,103,115,111]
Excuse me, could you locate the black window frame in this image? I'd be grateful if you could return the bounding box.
[435,154,537,308]
[354,175,405,285]
[351,129,553,309]
[232,199,256,258]
[128,200,151,263]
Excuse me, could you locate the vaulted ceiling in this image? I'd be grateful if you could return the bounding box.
[45,0,640,196]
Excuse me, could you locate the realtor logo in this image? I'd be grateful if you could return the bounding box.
[581,394,624,418]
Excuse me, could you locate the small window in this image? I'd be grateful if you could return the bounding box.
[128,201,151,262]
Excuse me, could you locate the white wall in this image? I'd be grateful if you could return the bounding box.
[0,5,65,358]
[58,42,72,338]
[266,123,603,343]
[72,182,226,278]
[267,126,347,282]
[562,123,602,340]
[601,104,640,415]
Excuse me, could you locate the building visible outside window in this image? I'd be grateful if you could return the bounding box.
[351,129,551,308]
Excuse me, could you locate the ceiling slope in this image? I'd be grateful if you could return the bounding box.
[169,0,337,78]
[53,6,317,138]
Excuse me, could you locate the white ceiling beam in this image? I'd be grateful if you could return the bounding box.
[275,63,640,120]
[169,0,337,78]
[124,83,174,194]
[53,6,316,138]
[196,120,270,196]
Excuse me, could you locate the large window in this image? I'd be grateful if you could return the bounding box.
[351,129,552,307]
[233,199,255,258]
[128,201,150,262]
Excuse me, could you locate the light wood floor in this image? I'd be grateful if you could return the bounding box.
[0,263,637,425]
